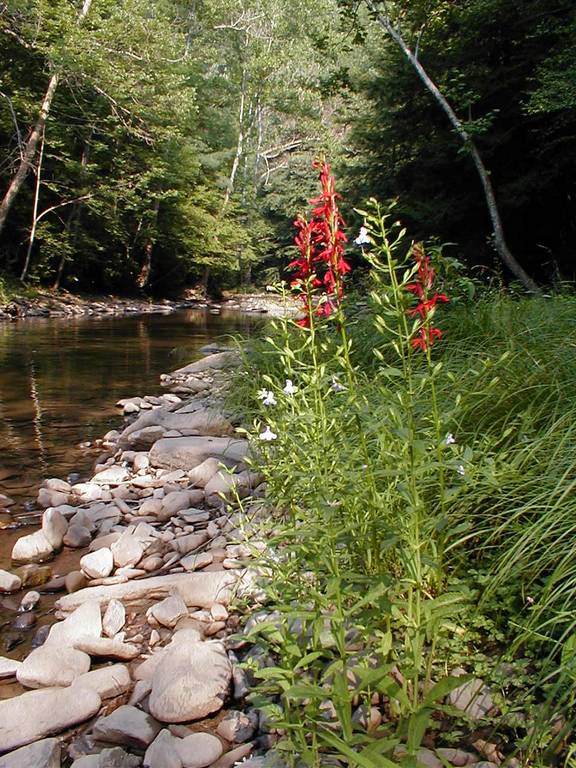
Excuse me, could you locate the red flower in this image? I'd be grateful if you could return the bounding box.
[407,242,448,353]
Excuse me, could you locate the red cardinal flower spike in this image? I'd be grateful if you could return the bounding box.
[407,242,448,353]
[290,160,350,326]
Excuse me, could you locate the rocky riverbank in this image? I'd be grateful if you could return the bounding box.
[0,289,297,321]
[0,348,277,767]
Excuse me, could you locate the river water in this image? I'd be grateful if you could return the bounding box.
[0,308,261,518]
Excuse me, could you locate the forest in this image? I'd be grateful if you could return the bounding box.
[0,0,574,296]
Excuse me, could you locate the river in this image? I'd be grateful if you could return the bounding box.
[0,308,261,520]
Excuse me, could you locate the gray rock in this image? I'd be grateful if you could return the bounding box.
[171,351,239,376]
[181,552,213,572]
[92,704,161,749]
[74,664,131,699]
[149,437,249,473]
[435,748,478,766]
[175,733,223,768]
[44,478,71,493]
[103,599,126,637]
[71,747,141,768]
[56,570,241,613]
[37,488,69,508]
[0,737,61,768]
[42,507,68,549]
[149,639,231,722]
[0,569,21,593]
[64,524,93,548]
[161,491,197,519]
[188,458,221,488]
[123,425,167,451]
[144,729,183,768]
[171,532,209,555]
[71,483,104,502]
[216,710,258,743]
[66,570,88,593]
[46,599,102,647]
[11,529,54,564]
[210,743,254,768]
[0,686,101,752]
[448,677,495,721]
[81,548,114,579]
[17,645,91,688]
[204,471,264,506]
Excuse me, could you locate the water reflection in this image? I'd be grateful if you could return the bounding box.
[0,309,262,509]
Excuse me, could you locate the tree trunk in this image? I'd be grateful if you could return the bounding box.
[21,126,45,281]
[136,197,160,289]
[366,0,539,292]
[222,66,248,212]
[0,0,93,237]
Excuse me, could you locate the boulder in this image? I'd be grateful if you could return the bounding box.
[0,686,101,752]
[0,738,61,768]
[92,704,161,749]
[80,548,114,579]
[149,437,249,473]
[74,637,140,660]
[41,508,68,549]
[17,645,91,688]
[45,599,102,647]
[204,471,264,506]
[175,733,223,768]
[121,425,167,451]
[171,351,239,376]
[148,639,231,722]
[55,570,241,614]
[0,570,21,593]
[11,530,54,564]
[74,664,131,699]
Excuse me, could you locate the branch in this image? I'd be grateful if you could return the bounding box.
[35,194,93,225]
[0,91,24,159]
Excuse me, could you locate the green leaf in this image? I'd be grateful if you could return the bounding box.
[319,730,398,768]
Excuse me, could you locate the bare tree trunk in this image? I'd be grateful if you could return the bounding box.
[366,0,539,292]
[136,197,160,289]
[21,126,45,281]
[222,66,248,212]
[0,0,93,237]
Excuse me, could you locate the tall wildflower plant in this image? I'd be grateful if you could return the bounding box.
[249,180,472,766]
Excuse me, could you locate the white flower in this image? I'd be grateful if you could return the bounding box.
[354,226,371,246]
[262,391,277,406]
[283,379,297,395]
[445,433,456,445]
[257,388,270,401]
[259,425,277,441]
[331,376,346,393]
[457,464,465,476]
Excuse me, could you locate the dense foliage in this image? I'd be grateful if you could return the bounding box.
[0,0,574,293]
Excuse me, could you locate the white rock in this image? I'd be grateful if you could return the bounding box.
[45,600,102,647]
[74,664,131,699]
[147,593,188,629]
[175,733,223,768]
[103,599,126,637]
[74,637,140,660]
[0,657,22,680]
[133,453,150,472]
[17,645,91,689]
[71,482,104,502]
[149,437,249,473]
[11,529,54,564]
[0,737,61,768]
[180,552,213,572]
[0,569,21,593]
[37,488,69,508]
[92,466,130,486]
[0,686,101,752]
[80,548,114,579]
[55,570,241,614]
[43,478,71,493]
[42,507,68,549]
[187,458,221,488]
[149,640,231,722]
[20,590,40,610]
[111,534,145,568]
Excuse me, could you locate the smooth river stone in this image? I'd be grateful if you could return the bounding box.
[45,599,102,647]
[143,729,182,768]
[111,534,145,568]
[92,466,130,485]
[11,529,54,564]
[149,436,249,472]
[81,548,114,579]
[147,593,188,629]
[74,664,131,699]
[74,637,141,660]
[0,657,22,680]
[148,639,231,722]
[71,747,141,768]
[176,733,223,768]
[102,598,126,637]
[0,738,61,768]
[171,351,239,375]
[41,507,68,549]
[55,570,241,614]
[0,686,101,752]
[0,569,21,593]
[17,645,91,688]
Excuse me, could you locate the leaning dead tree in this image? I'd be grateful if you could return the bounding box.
[365,0,539,292]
